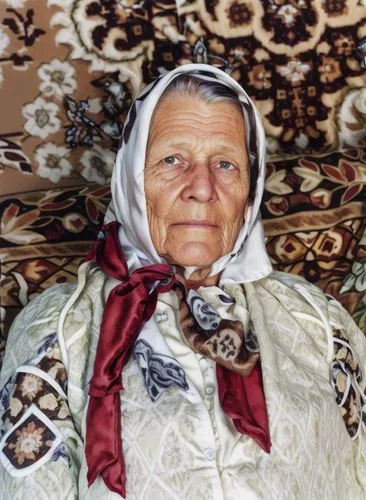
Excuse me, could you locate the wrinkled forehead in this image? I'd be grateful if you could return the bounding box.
[147,93,247,151]
[121,71,246,145]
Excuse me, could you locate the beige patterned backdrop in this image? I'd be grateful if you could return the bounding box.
[0,0,365,195]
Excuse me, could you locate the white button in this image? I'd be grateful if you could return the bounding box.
[155,313,168,322]
[204,448,215,461]
[205,384,215,396]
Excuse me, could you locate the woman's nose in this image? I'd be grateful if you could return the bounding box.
[181,163,217,203]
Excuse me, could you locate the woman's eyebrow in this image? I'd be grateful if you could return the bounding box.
[158,140,190,150]
[150,139,245,154]
[213,144,245,155]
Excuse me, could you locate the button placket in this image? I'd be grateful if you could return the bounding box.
[155,311,221,478]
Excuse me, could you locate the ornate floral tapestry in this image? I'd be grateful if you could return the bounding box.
[0,0,365,193]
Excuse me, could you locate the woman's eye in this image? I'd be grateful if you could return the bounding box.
[162,155,179,165]
[218,160,235,170]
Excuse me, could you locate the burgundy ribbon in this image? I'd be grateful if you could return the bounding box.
[85,221,271,498]
[217,363,271,453]
[85,222,176,496]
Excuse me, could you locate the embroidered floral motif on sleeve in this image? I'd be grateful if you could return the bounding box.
[331,328,366,439]
[1,366,70,430]
[36,345,68,395]
[0,405,63,477]
[3,414,55,468]
[0,336,73,475]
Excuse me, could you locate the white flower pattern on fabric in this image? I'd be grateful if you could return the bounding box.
[22,98,61,140]
[38,394,58,411]
[80,145,115,184]
[9,398,22,418]
[278,60,311,84]
[38,59,77,100]
[341,262,366,294]
[277,5,299,27]
[0,28,10,55]
[19,375,43,401]
[34,143,72,182]
[9,421,45,465]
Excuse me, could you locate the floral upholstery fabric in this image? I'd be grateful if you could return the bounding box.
[263,149,366,327]
[0,184,110,350]
[1,150,365,366]
[0,0,366,194]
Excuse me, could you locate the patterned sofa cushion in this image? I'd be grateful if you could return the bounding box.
[0,185,110,353]
[263,149,365,326]
[1,150,365,364]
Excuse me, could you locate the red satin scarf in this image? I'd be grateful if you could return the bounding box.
[85,222,271,498]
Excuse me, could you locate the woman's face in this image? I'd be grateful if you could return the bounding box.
[144,93,249,269]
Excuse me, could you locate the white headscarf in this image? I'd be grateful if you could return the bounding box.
[105,63,272,284]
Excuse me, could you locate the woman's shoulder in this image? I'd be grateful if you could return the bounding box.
[256,270,331,314]
[0,284,75,384]
[264,270,327,298]
[1,264,107,384]
[259,270,366,366]
[256,271,366,438]
[0,265,109,491]
[264,271,360,325]
[11,282,74,330]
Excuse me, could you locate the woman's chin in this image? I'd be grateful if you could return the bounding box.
[168,242,221,268]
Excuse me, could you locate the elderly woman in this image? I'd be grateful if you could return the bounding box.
[0,64,365,499]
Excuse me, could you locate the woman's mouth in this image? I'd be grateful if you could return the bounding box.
[173,220,218,228]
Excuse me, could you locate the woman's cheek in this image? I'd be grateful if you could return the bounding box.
[146,205,165,253]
